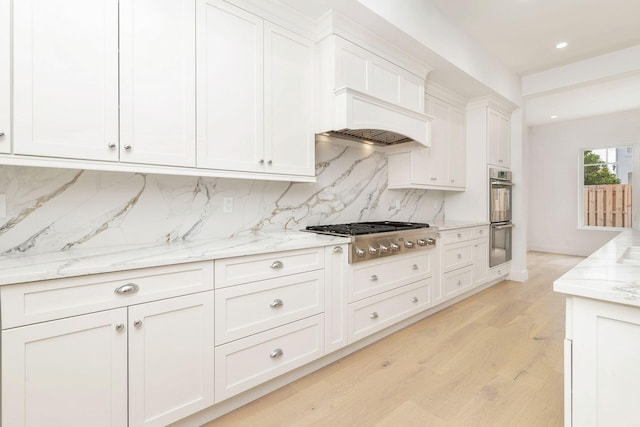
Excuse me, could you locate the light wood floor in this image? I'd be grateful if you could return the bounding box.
[204,251,584,427]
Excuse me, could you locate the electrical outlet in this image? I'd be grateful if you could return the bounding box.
[395,200,401,209]
[223,197,233,213]
[0,194,6,219]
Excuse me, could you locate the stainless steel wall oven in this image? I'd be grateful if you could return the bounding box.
[489,168,513,267]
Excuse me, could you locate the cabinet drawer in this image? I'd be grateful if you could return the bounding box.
[443,266,473,298]
[350,252,432,302]
[348,279,431,343]
[1,261,214,329]
[442,242,473,272]
[214,248,324,288]
[488,263,511,282]
[440,226,488,244]
[215,270,324,345]
[214,314,324,402]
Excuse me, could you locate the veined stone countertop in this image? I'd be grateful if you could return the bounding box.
[431,220,490,231]
[554,229,640,307]
[0,232,350,286]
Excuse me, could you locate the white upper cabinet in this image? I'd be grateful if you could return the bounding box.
[119,0,196,167]
[12,0,196,166]
[12,0,120,161]
[197,0,314,178]
[487,108,510,168]
[0,0,10,154]
[387,91,466,190]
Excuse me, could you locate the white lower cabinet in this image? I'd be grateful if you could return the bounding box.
[567,296,640,427]
[214,314,324,402]
[436,226,489,305]
[1,262,215,427]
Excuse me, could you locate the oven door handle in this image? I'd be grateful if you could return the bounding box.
[491,223,514,230]
[490,180,514,186]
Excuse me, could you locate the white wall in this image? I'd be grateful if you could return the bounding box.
[528,109,640,256]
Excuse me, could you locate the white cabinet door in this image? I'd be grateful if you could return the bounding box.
[488,108,510,167]
[448,106,466,187]
[128,292,214,427]
[425,96,449,185]
[263,22,315,176]
[325,244,349,353]
[197,0,264,172]
[0,0,9,154]
[2,309,128,427]
[472,238,489,286]
[120,0,196,167]
[13,0,119,160]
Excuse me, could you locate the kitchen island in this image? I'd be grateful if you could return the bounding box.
[554,229,640,427]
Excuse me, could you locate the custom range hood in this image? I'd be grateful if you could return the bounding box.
[315,24,433,152]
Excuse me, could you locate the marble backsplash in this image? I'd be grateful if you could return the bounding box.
[0,141,445,255]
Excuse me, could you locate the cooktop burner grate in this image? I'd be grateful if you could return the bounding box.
[305,221,430,236]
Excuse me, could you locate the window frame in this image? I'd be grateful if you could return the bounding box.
[578,144,635,231]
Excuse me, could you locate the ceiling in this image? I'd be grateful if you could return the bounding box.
[429,0,640,75]
[278,0,640,125]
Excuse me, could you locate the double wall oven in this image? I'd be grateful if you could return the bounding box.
[489,168,513,267]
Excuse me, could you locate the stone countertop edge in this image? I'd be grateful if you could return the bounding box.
[431,220,490,231]
[0,232,351,287]
[553,229,640,308]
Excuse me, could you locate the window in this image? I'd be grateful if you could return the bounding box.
[581,146,633,228]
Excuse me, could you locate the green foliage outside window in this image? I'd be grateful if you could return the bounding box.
[584,150,621,185]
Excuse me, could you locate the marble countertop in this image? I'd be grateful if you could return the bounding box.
[554,229,640,307]
[431,220,490,231]
[0,232,350,286]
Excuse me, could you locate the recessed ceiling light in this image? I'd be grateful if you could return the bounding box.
[551,115,558,119]
[556,42,568,49]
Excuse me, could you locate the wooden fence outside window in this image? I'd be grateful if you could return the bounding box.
[583,184,632,227]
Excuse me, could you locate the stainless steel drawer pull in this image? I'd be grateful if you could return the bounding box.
[270,260,284,269]
[370,274,379,281]
[133,320,143,328]
[270,299,284,308]
[333,246,343,254]
[370,312,379,319]
[115,283,139,295]
[270,348,283,359]
[115,324,125,332]
[412,264,419,270]
[412,296,419,303]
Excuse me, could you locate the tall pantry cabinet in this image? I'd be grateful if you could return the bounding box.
[0,0,9,154]
[11,0,196,166]
[196,0,315,177]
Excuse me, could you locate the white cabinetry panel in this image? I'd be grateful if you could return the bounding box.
[119,0,196,167]
[0,0,9,154]
[2,309,128,427]
[488,108,510,167]
[13,0,119,160]
[129,292,215,427]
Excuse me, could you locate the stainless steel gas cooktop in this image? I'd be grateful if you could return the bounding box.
[305,221,438,263]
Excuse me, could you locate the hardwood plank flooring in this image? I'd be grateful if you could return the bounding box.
[204,251,584,427]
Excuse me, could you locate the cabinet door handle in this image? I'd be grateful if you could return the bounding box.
[123,144,132,150]
[370,274,379,281]
[270,260,284,269]
[115,323,125,332]
[267,160,272,166]
[133,320,143,328]
[412,296,419,303]
[412,264,419,270]
[457,233,462,238]
[107,142,116,149]
[333,246,343,254]
[0,131,5,137]
[270,348,283,359]
[457,253,462,259]
[114,283,139,295]
[370,312,379,319]
[259,159,265,165]
[270,299,284,308]
[457,280,462,286]
[430,177,437,181]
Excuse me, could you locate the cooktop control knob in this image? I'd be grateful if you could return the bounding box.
[368,245,380,256]
[390,242,400,251]
[417,239,427,246]
[427,238,436,246]
[355,247,365,257]
[379,243,389,254]
[404,241,415,249]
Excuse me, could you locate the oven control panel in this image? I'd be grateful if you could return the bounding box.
[349,230,438,264]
